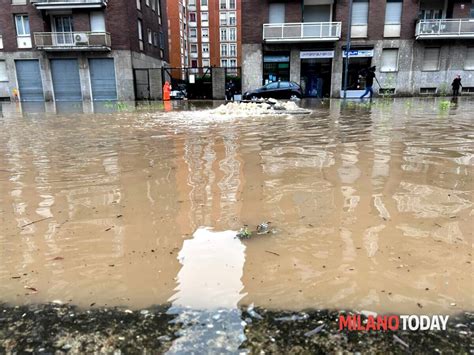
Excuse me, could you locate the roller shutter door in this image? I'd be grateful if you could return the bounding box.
[89,58,117,101]
[51,59,82,101]
[15,60,44,102]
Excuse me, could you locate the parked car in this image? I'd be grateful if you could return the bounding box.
[243,81,302,100]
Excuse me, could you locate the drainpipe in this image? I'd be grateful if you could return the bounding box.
[343,0,353,100]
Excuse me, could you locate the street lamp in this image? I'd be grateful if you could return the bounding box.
[343,0,353,100]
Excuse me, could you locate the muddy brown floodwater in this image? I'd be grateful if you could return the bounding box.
[0,99,472,318]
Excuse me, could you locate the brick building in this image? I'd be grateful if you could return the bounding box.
[0,0,169,102]
[167,0,241,77]
[242,0,474,98]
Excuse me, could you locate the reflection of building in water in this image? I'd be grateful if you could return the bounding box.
[167,228,247,353]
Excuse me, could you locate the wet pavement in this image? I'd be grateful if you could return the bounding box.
[0,98,473,352]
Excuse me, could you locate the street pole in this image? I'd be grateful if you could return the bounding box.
[343,0,353,100]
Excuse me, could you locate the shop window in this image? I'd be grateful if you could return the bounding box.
[263,54,290,84]
[380,49,398,72]
[269,3,285,23]
[422,47,440,71]
[464,47,474,70]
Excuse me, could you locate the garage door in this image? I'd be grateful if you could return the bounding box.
[15,60,44,102]
[51,59,82,101]
[89,58,117,101]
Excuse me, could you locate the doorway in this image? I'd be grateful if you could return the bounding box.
[300,59,332,98]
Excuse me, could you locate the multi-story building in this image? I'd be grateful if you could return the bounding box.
[0,0,169,102]
[167,0,241,73]
[242,0,474,98]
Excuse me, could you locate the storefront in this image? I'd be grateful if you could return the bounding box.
[263,53,290,85]
[340,48,374,97]
[300,50,334,98]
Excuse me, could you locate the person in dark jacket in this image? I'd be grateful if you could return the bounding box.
[226,80,236,101]
[452,75,462,97]
[360,66,376,99]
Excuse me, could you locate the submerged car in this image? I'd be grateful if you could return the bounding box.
[243,81,302,100]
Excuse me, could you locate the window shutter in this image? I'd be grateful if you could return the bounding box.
[381,49,398,72]
[423,48,440,71]
[269,3,285,23]
[465,47,474,70]
[352,1,369,25]
[385,1,403,24]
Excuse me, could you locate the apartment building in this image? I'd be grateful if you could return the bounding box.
[0,0,169,102]
[242,0,474,98]
[167,0,241,73]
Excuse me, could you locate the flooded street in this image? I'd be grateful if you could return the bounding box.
[0,98,472,322]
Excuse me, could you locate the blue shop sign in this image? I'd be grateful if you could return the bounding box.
[264,55,290,63]
[342,49,374,58]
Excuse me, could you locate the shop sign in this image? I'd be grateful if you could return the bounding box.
[342,49,374,58]
[264,55,290,63]
[300,51,334,59]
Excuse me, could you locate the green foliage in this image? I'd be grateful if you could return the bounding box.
[438,82,450,97]
[438,100,453,111]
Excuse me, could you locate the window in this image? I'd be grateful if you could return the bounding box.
[12,0,27,4]
[220,13,227,26]
[220,28,227,41]
[221,43,228,56]
[465,47,474,70]
[146,0,150,7]
[136,0,141,10]
[190,28,197,38]
[201,12,208,22]
[202,43,209,53]
[229,12,236,26]
[153,32,158,46]
[201,0,208,6]
[220,0,226,9]
[15,15,30,36]
[152,0,155,11]
[266,82,279,89]
[385,0,402,24]
[188,0,196,6]
[159,31,164,49]
[229,0,235,9]
[189,12,196,22]
[147,29,152,44]
[352,0,369,25]
[229,43,236,56]
[202,59,210,67]
[229,27,236,41]
[90,11,105,32]
[221,59,228,67]
[0,61,7,82]
[380,49,399,72]
[157,0,162,24]
[269,3,285,23]
[191,44,198,53]
[137,19,143,50]
[230,59,237,67]
[191,59,198,68]
[422,47,440,71]
[202,28,209,38]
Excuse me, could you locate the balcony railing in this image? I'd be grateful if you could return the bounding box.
[34,32,111,51]
[263,22,342,42]
[415,19,474,39]
[31,0,107,9]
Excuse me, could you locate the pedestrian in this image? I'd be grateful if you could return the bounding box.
[225,80,235,101]
[163,81,171,101]
[360,66,376,99]
[451,75,462,97]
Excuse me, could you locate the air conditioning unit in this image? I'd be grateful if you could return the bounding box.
[74,33,88,45]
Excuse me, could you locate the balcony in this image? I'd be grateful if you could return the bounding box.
[263,22,342,43]
[31,0,107,10]
[34,32,111,51]
[415,19,474,39]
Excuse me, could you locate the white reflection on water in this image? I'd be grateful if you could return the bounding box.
[167,227,247,353]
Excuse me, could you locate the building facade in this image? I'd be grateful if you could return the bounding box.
[167,0,241,76]
[0,0,169,102]
[242,0,474,98]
